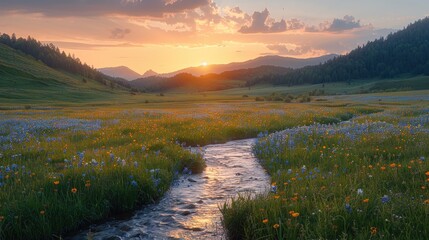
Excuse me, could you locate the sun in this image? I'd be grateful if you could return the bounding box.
[201,61,208,67]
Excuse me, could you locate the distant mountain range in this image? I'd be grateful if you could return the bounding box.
[99,54,337,80]
[130,65,293,92]
[160,54,338,78]
[98,66,143,81]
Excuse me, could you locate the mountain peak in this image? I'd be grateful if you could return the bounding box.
[142,69,158,78]
[98,66,141,81]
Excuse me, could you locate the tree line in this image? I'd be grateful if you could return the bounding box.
[247,17,429,86]
[0,33,131,89]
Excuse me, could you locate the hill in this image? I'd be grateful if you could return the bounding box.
[160,54,337,77]
[142,69,158,78]
[98,66,142,81]
[0,42,129,104]
[248,17,429,86]
[131,65,292,92]
[0,33,130,89]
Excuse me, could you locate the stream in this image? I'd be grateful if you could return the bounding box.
[70,138,270,240]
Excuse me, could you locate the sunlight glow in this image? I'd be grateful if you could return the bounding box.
[201,61,208,67]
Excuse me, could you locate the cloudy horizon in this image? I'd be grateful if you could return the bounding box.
[0,0,427,73]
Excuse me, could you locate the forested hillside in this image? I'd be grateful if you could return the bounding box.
[0,33,130,89]
[248,17,429,86]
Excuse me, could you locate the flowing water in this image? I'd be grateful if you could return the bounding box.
[71,138,270,240]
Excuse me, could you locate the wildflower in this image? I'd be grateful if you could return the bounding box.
[426,171,429,177]
[345,203,352,213]
[271,185,277,193]
[345,196,351,203]
[0,216,4,221]
[370,227,377,235]
[274,195,280,199]
[91,159,98,166]
[381,195,390,203]
[389,163,396,168]
[363,198,369,203]
[130,180,138,187]
[380,166,386,171]
[424,199,429,204]
[422,186,426,190]
[292,212,300,218]
[357,188,363,195]
[71,188,77,193]
[85,182,91,188]
[262,218,268,224]
[53,181,59,185]
[273,224,280,229]
[40,210,45,215]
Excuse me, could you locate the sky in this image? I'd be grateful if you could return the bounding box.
[0,0,428,74]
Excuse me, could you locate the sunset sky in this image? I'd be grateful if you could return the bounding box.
[0,0,428,74]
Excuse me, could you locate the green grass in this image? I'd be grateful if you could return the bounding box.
[0,101,370,239]
[212,76,429,98]
[221,105,429,239]
[0,43,129,104]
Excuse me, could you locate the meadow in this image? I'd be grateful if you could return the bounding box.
[0,99,373,239]
[221,103,429,239]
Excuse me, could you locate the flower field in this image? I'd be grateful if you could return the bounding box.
[221,106,429,239]
[0,102,366,239]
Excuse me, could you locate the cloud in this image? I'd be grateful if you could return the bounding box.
[0,0,210,17]
[266,44,312,55]
[110,28,131,39]
[223,7,250,25]
[287,19,305,30]
[327,15,361,32]
[239,9,286,33]
[305,15,363,32]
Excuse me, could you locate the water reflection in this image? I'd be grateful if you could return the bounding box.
[71,139,270,240]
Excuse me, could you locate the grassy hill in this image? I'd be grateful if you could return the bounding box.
[0,43,128,104]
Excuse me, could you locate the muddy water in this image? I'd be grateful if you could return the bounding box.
[71,138,270,240]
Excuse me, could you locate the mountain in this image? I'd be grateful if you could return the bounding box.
[131,65,292,92]
[0,36,130,103]
[98,66,143,81]
[160,54,337,77]
[249,17,429,87]
[142,69,158,78]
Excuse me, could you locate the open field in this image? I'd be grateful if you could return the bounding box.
[0,98,373,239]
[221,101,429,239]
[0,90,428,239]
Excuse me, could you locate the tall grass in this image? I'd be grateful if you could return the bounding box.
[222,106,429,239]
[0,102,364,239]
